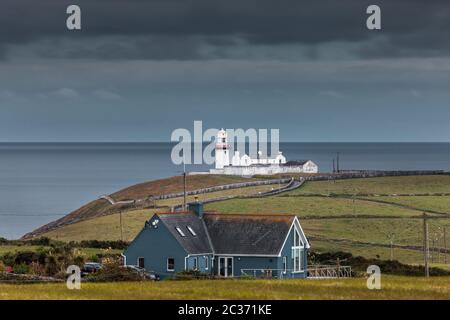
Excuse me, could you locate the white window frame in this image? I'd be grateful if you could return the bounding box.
[204,256,209,270]
[175,227,186,237]
[167,257,175,272]
[292,227,304,273]
[283,256,287,274]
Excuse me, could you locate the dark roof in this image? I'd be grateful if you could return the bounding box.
[283,160,309,166]
[203,214,294,255]
[158,213,213,254]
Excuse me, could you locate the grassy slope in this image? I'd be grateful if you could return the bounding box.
[367,196,450,214]
[293,175,450,195]
[112,175,258,201]
[25,175,264,239]
[42,184,286,242]
[43,209,156,242]
[204,196,421,217]
[1,276,450,299]
[38,175,450,265]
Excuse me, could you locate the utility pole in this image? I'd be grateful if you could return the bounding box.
[336,152,340,173]
[444,227,447,264]
[423,213,429,277]
[332,159,336,173]
[183,160,187,211]
[119,210,124,241]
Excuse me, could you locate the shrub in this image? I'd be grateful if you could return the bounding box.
[45,256,59,276]
[85,265,143,282]
[309,250,450,277]
[13,263,29,274]
[28,262,45,276]
[0,261,5,272]
[173,270,212,280]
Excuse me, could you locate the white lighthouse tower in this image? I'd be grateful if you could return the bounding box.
[215,129,230,169]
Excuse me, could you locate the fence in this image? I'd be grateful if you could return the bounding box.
[307,265,352,279]
[240,268,304,279]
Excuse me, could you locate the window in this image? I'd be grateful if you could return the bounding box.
[175,227,186,237]
[282,256,287,274]
[294,228,302,247]
[167,258,175,271]
[192,257,198,270]
[137,257,145,269]
[186,226,197,236]
[292,248,302,272]
[204,256,209,270]
[292,226,304,272]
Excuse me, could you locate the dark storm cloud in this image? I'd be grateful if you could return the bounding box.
[1,0,450,60]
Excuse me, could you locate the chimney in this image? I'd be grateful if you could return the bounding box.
[188,198,204,218]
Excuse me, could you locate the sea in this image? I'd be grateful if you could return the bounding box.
[0,142,449,239]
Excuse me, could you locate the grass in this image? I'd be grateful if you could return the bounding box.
[156,183,287,208]
[38,175,450,266]
[28,175,274,239]
[366,196,450,214]
[112,174,261,201]
[1,276,450,299]
[204,196,421,217]
[293,175,450,195]
[43,209,158,242]
[0,245,122,257]
[42,184,286,242]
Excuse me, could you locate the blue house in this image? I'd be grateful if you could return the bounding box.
[123,202,310,279]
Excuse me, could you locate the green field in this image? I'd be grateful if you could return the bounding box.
[204,196,422,217]
[37,175,450,266]
[1,276,450,299]
[293,175,450,195]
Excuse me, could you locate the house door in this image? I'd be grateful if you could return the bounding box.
[218,257,233,277]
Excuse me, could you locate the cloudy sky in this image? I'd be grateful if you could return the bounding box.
[0,0,449,142]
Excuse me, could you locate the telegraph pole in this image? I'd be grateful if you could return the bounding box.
[336,152,340,173]
[183,159,187,211]
[423,213,429,277]
[119,210,124,241]
[444,227,447,264]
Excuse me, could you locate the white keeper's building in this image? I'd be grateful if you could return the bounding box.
[209,129,319,176]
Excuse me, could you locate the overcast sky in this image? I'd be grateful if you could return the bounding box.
[0,0,449,142]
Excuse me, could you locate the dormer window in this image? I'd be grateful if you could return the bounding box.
[175,227,186,237]
[187,226,197,236]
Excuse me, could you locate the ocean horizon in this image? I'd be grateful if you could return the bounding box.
[1,142,449,239]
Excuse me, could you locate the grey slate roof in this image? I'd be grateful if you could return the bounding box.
[203,214,294,255]
[283,160,309,166]
[158,213,213,254]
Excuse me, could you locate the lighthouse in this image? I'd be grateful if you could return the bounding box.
[215,129,230,169]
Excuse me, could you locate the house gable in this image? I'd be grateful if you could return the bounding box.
[123,214,187,277]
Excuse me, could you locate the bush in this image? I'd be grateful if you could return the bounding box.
[45,256,59,276]
[13,263,29,274]
[70,240,129,250]
[28,262,45,276]
[0,261,5,272]
[85,265,143,282]
[172,270,212,280]
[308,250,450,277]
